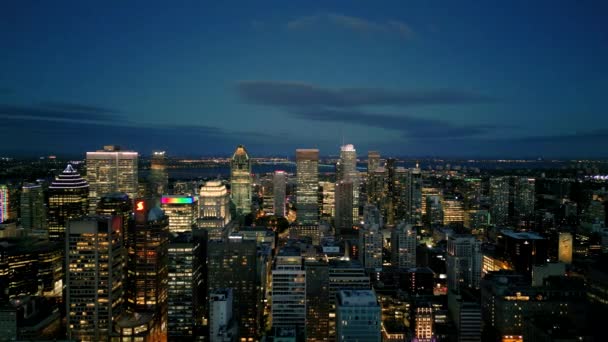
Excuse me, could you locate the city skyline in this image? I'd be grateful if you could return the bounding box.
[1,1,608,158]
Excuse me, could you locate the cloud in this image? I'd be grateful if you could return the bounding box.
[0,102,121,122]
[292,107,493,140]
[237,80,495,108]
[287,13,414,39]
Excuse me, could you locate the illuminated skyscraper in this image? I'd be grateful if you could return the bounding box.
[230,145,252,215]
[296,149,319,225]
[271,247,306,330]
[334,180,354,237]
[66,216,124,342]
[126,200,169,340]
[96,193,131,240]
[273,171,287,217]
[360,223,383,272]
[198,181,231,239]
[319,181,335,218]
[385,158,397,226]
[338,144,359,223]
[391,222,417,269]
[48,164,89,241]
[148,151,168,200]
[86,145,138,213]
[489,177,510,226]
[442,196,464,226]
[20,183,46,230]
[0,185,9,223]
[161,195,197,233]
[167,232,202,339]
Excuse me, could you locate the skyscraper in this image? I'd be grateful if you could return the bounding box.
[338,144,359,223]
[489,177,510,226]
[0,185,9,223]
[271,247,306,330]
[415,306,434,342]
[148,151,168,200]
[198,180,231,239]
[273,171,287,217]
[558,232,573,264]
[305,259,330,341]
[447,235,482,293]
[167,232,202,339]
[230,145,252,215]
[367,151,380,176]
[514,177,535,225]
[360,223,383,272]
[385,158,397,226]
[126,200,169,340]
[319,181,335,218]
[443,195,464,226]
[48,164,89,241]
[335,290,381,342]
[296,149,319,225]
[334,180,354,237]
[207,238,260,340]
[20,183,46,230]
[86,145,138,213]
[65,216,124,342]
[391,222,417,269]
[161,195,197,233]
[404,166,422,225]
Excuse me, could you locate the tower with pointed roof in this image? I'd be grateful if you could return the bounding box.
[230,145,252,215]
[48,164,89,241]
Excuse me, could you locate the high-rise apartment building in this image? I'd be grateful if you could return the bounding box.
[20,183,46,230]
[426,195,443,226]
[207,238,260,340]
[391,222,417,269]
[273,171,287,217]
[271,247,306,330]
[161,195,197,233]
[65,216,124,342]
[167,232,202,339]
[230,145,252,215]
[86,145,138,213]
[514,177,535,224]
[335,290,381,342]
[296,149,319,225]
[489,177,510,226]
[48,164,89,241]
[447,235,482,293]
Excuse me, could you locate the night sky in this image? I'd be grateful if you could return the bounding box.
[1,1,607,158]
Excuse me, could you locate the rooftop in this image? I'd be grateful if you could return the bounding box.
[501,230,545,240]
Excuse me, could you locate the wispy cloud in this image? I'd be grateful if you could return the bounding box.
[237,80,495,108]
[237,80,501,140]
[0,102,121,123]
[287,13,414,39]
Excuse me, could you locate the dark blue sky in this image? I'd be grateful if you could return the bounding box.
[1,1,607,158]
